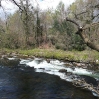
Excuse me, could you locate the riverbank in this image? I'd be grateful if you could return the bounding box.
[1,48,99,64]
[0,49,99,97]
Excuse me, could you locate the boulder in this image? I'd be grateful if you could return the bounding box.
[59,69,67,74]
[46,59,50,63]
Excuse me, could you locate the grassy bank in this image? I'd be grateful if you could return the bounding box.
[1,48,99,63]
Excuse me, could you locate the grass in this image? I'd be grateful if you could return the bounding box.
[1,48,99,63]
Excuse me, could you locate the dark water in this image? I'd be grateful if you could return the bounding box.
[0,65,98,99]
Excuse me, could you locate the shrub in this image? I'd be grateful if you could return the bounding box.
[55,43,66,50]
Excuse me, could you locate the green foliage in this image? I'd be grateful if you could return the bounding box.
[71,34,86,51]
[3,48,99,63]
[47,0,86,51]
[51,14,85,51]
[53,20,74,35]
[0,25,5,34]
[55,43,66,50]
[0,25,5,48]
[0,0,96,52]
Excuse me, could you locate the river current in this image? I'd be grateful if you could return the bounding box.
[0,56,99,99]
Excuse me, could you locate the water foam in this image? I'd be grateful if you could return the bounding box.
[19,58,99,97]
[20,58,92,80]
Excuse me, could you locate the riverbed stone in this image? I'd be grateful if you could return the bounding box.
[66,72,73,76]
[46,59,50,63]
[64,62,72,67]
[74,62,85,66]
[59,69,67,74]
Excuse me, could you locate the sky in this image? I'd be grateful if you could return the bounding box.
[1,0,75,11]
[34,0,76,10]
[0,0,75,19]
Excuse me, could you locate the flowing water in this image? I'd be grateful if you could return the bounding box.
[0,56,99,99]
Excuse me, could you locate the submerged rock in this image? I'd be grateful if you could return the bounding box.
[0,57,20,67]
[39,68,45,70]
[19,66,35,72]
[66,72,73,76]
[80,75,98,87]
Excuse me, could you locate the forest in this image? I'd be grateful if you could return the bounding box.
[0,0,99,52]
[0,1,99,98]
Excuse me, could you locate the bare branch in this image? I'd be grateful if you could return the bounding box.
[92,13,99,20]
[10,0,23,11]
[66,17,80,29]
[65,17,99,52]
[75,11,88,17]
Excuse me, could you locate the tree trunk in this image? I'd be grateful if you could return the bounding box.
[66,18,99,52]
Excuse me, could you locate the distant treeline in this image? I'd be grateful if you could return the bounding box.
[1,0,99,51]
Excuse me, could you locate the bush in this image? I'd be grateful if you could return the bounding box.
[55,43,66,50]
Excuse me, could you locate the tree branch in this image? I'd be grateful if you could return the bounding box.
[10,0,23,11]
[78,30,99,52]
[65,17,99,52]
[74,10,88,18]
[66,17,80,29]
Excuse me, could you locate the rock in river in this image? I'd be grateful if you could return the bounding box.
[80,75,98,87]
[59,69,67,74]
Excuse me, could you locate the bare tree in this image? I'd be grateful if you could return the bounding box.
[66,0,99,52]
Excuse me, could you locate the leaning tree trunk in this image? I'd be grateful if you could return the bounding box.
[66,18,99,52]
[78,29,99,52]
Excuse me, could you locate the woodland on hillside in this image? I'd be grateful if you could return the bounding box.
[0,0,99,51]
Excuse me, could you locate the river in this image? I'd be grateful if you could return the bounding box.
[0,55,99,99]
